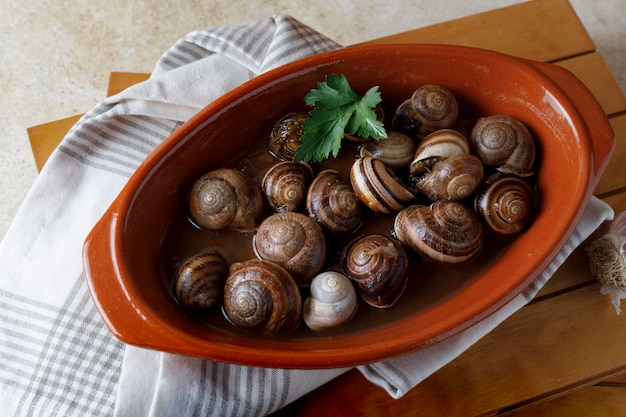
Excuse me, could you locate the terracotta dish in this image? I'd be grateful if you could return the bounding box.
[83,44,614,368]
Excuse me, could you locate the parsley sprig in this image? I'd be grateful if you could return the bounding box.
[293,74,387,163]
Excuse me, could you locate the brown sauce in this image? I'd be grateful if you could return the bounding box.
[159,129,512,340]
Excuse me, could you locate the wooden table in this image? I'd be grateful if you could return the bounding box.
[27,0,626,415]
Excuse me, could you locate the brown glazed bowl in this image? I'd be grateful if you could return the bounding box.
[83,44,614,368]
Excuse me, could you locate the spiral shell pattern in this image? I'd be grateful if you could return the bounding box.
[223,259,302,334]
[188,168,264,232]
[262,161,313,213]
[400,84,459,139]
[174,252,228,311]
[254,212,326,286]
[359,131,416,169]
[303,271,357,331]
[307,170,362,234]
[474,174,535,238]
[345,235,408,308]
[409,129,470,176]
[417,153,484,201]
[394,200,483,264]
[469,115,536,177]
[350,157,415,214]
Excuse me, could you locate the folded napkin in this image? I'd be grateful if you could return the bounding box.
[0,15,614,417]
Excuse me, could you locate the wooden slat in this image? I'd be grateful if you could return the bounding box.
[26,114,82,171]
[107,71,150,96]
[359,0,595,63]
[595,114,626,196]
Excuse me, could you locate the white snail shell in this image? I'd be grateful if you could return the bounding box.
[409,129,470,176]
[253,212,326,286]
[262,161,314,213]
[174,251,229,311]
[188,168,264,232]
[359,131,417,169]
[303,271,358,331]
[350,157,415,214]
[417,153,484,201]
[469,115,536,177]
[394,200,483,264]
[345,234,408,308]
[223,259,302,335]
[307,169,362,234]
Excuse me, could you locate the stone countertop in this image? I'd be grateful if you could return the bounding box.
[1,0,624,240]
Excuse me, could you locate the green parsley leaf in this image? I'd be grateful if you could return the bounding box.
[293,74,387,163]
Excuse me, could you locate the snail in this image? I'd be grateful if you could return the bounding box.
[350,157,415,214]
[409,129,470,177]
[223,259,302,334]
[392,84,459,139]
[253,212,326,286]
[469,115,536,177]
[268,112,309,160]
[345,234,408,308]
[306,169,362,234]
[474,173,535,238]
[303,271,358,331]
[262,161,314,213]
[416,153,484,201]
[358,130,417,169]
[174,251,229,312]
[188,168,264,232]
[394,200,483,264]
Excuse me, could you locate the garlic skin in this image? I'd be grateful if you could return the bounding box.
[586,211,626,314]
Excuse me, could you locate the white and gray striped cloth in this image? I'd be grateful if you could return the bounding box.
[0,15,614,417]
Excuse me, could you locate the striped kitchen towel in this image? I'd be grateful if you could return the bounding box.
[0,15,613,417]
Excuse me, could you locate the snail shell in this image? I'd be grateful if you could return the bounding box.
[409,129,470,176]
[392,84,459,139]
[307,169,362,234]
[345,234,408,308]
[303,271,358,331]
[174,251,229,311]
[416,153,484,201]
[474,174,535,238]
[223,259,302,334]
[469,115,536,177]
[253,212,326,286]
[394,200,483,264]
[268,112,308,160]
[188,168,264,232]
[262,161,314,213]
[358,131,417,169]
[350,157,415,214]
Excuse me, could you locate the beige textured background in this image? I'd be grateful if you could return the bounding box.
[1,0,624,240]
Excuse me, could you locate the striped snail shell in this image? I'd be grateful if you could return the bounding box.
[392,84,459,139]
[188,168,264,232]
[416,153,484,201]
[223,259,302,335]
[358,130,417,169]
[345,234,408,308]
[409,129,470,177]
[268,112,308,160]
[174,251,229,312]
[253,212,326,286]
[469,115,536,177]
[350,157,415,214]
[474,174,535,238]
[306,169,362,234]
[394,200,483,265]
[303,271,358,331]
[262,161,314,213]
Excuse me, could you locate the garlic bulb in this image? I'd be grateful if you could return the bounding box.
[586,211,626,314]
